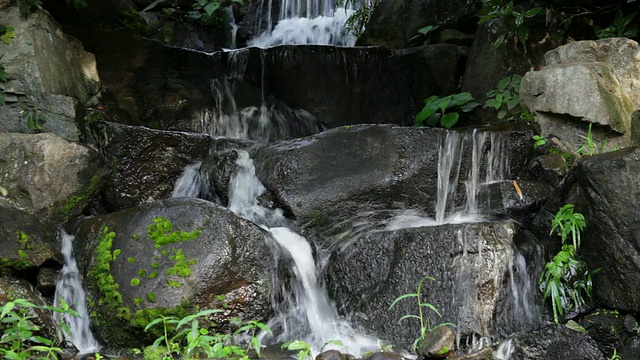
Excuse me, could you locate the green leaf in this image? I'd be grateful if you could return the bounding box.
[498,76,511,90]
[417,25,438,35]
[485,99,500,109]
[389,293,419,309]
[398,314,422,323]
[203,1,221,16]
[0,302,15,320]
[497,109,507,119]
[441,112,459,128]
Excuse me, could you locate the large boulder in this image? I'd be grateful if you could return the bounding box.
[251,124,533,233]
[578,147,640,311]
[88,121,212,211]
[520,38,640,150]
[356,0,478,48]
[73,197,275,348]
[326,221,543,350]
[0,3,101,141]
[0,132,105,222]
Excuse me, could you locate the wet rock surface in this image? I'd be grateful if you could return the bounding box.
[73,197,274,348]
[507,324,604,360]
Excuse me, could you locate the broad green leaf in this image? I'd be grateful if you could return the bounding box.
[506,97,519,110]
[0,302,15,320]
[498,109,507,119]
[204,1,221,16]
[498,76,511,90]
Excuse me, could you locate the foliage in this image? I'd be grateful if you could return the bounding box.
[595,9,638,39]
[281,339,343,360]
[20,106,46,133]
[607,348,622,360]
[389,276,454,350]
[0,298,78,360]
[144,309,272,359]
[532,135,546,148]
[335,0,381,38]
[141,0,242,25]
[485,74,532,121]
[409,25,439,45]
[477,0,544,50]
[539,204,596,324]
[415,93,479,129]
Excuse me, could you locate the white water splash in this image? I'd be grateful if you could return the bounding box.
[228,150,377,354]
[249,9,356,47]
[172,161,206,198]
[54,231,100,354]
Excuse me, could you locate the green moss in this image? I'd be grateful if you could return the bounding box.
[166,248,196,277]
[146,292,156,303]
[138,269,147,277]
[0,258,30,272]
[147,217,200,248]
[167,279,183,288]
[53,173,102,220]
[86,226,127,322]
[128,257,136,264]
[148,271,158,279]
[133,298,144,307]
[595,67,635,133]
[17,250,28,259]
[130,278,140,286]
[150,262,159,269]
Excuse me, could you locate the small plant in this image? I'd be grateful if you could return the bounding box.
[576,123,599,157]
[477,0,544,50]
[415,92,479,128]
[607,348,622,360]
[540,204,596,324]
[389,275,454,350]
[532,135,547,148]
[0,25,16,44]
[409,25,439,45]
[595,9,638,39]
[282,340,312,360]
[0,298,78,359]
[144,309,271,359]
[485,74,529,121]
[20,106,46,133]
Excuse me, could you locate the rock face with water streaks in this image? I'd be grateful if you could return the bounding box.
[505,325,604,360]
[252,123,533,234]
[73,197,274,348]
[88,121,212,211]
[55,30,466,137]
[326,220,541,350]
[578,147,640,312]
[0,3,101,141]
[0,132,105,222]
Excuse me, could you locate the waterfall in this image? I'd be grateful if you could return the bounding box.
[54,231,100,354]
[227,150,376,354]
[248,0,356,47]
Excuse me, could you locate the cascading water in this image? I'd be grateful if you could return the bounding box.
[173,150,377,354]
[248,0,356,47]
[54,231,100,354]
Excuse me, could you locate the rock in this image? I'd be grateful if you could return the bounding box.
[417,325,455,358]
[0,2,101,141]
[316,349,346,360]
[36,267,60,297]
[578,147,640,311]
[0,132,105,222]
[451,347,493,360]
[362,352,404,360]
[528,153,569,190]
[50,30,467,137]
[520,62,636,149]
[581,310,628,356]
[88,121,212,211]
[0,207,61,273]
[477,179,553,224]
[356,0,477,48]
[505,324,604,360]
[326,220,543,350]
[252,124,533,235]
[544,38,640,108]
[73,197,274,348]
[200,150,240,205]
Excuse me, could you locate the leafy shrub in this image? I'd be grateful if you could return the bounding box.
[415,92,479,128]
[143,309,271,359]
[477,0,543,49]
[485,74,531,121]
[539,204,596,324]
[0,298,78,360]
[595,9,638,39]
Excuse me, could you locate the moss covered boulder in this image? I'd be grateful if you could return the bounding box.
[73,197,274,349]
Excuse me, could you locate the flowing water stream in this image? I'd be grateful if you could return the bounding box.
[54,231,101,354]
